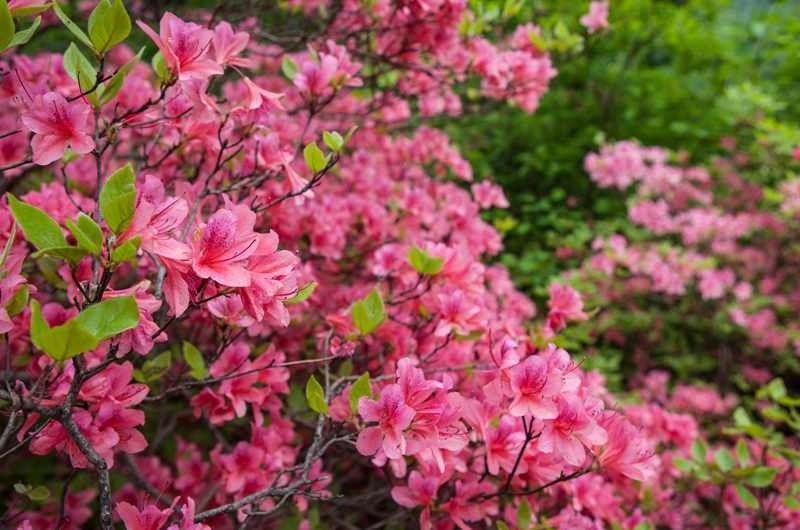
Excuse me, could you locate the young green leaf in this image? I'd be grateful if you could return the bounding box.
[30,300,99,362]
[5,285,28,317]
[31,246,88,265]
[88,0,130,53]
[63,43,98,106]
[151,51,170,82]
[75,295,139,341]
[736,439,750,467]
[714,448,735,473]
[0,0,14,51]
[99,163,136,234]
[517,498,532,530]
[408,246,444,275]
[110,236,140,263]
[305,374,328,415]
[350,287,385,335]
[52,1,94,50]
[303,142,326,173]
[281,56,298,80]
[285,281,317,305]
[133,351,171,383]
[183,341,207,380]
[736,484,758,509]
[691,439,707,462]
[65,213,103,255]
[348,372,372,414]
[747,466,777,488]
[7,195,67,251]
[8,16,40,48]
[323,131,344,153]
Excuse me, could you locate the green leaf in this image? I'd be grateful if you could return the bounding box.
[348,372,372,414]
[303,142,326,173]
[783,496,800,510]
[496,523,510,530]
[26,485,50,502]
[32,246,88,264]
[133,351,171,383]
[99,163,136,234]
[733,407,752,428]
[52,1,94,50]
[737,484,758,509]
[110,236,140,263]
[97,46,143,105]
[672,457,696,473]
[183,341,206,380]
[30,300,99,362]
[714,449,735,472]
[747,466,777,488]
[691,439,707,462]
[0,0,14,51]
[323,131,344,152]
[517,498,532,530]
[351,287,385,336]
[13,483,27,494]
[281,56,298,80]
[151,51,170,82]
[65,213,103,255]
[736,439,750,467]
[63,43,98,106]
[9,2,49,16]
[343,125,358,145]
[305,374,328,415]
[285,281,316,305]
[75,295,139,341]
[8,16,40,48]
[408,246,444,275]
[7,195,67,251]
[0,223,15,268]
[88,0,129,52]
[5,285,28,317]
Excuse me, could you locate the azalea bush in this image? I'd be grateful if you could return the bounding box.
[0,1,676,529]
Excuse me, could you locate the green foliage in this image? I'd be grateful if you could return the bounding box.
[303,142,327,173]
[65,213,103,255]
[408,246,444,275]
[30,296,139,363]
[285,282,317,305]
[305,374,328,415]
[99,163,136,234]
[350,287,385,335]
[348,372,372,414]
[7,195,67,251]
[63,43,98,106]
[0,0,14,51]
[182,341,207,380]
[88,0,131,53]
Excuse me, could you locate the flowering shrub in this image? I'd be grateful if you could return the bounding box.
[0,1,673,529]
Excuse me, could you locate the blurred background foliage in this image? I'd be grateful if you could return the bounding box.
[442,0,800,299]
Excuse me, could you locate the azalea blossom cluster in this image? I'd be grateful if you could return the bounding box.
[565,137,800,528]
[0,1,666,529]
[583,139,800,359]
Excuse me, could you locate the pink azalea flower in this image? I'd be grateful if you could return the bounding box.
[237,229,299,325]
[191,204,259,287]
[508,355,561,419]
[21,92,94,165]
[546,283,587,335]
[597,412,658,482]
[356,384,415,459]
[136,13,224,80]
[538,396,608,467]
[580,1,610,34]
[391,471,441,530]
[116,501,174,530]
[211,22,252,68]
